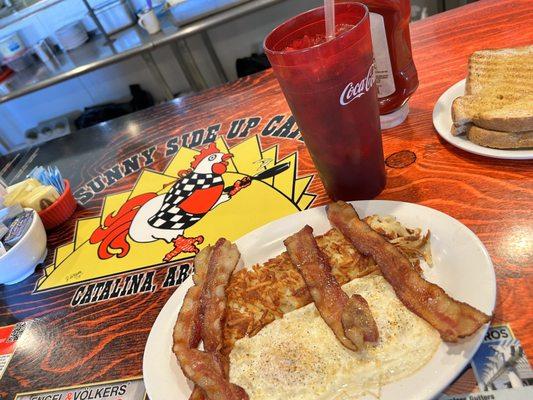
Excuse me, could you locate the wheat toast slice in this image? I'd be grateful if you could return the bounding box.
[452,45,533,134]
[466,45,533,95]
[452,93,533,133]
[467,125,533,149]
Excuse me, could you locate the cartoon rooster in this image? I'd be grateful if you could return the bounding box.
[90,143,251,262]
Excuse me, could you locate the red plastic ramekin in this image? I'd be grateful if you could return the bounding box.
[38,179,77,230]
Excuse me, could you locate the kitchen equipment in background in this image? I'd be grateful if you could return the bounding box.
[0,208,47,285]
[25,116,75,146]
[55,21,89,51]
[137,8,160,34]
[4,49,33,71]
[38,179,77,230]
[0,66,14,95]
[0,31,26,59]
[33,39,60,70]
[0,2,13,19]
[166,0,191,26]
[94,0,135,35]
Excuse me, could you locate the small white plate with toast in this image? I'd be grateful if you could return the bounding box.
[433,79,533,160]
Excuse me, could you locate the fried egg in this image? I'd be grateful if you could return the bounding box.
[229,275,441,400]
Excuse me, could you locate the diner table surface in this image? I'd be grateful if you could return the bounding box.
[0,0,532,398]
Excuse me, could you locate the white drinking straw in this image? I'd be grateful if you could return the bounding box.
[324,0,336,40]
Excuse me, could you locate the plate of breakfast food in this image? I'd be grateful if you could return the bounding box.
[433,45,533,160]
[143,200,495,400]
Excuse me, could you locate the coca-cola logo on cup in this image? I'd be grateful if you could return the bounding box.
[339,64,376,106]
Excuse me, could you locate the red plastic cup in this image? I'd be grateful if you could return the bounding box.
[38,179,77,230]
[264,2,386,200]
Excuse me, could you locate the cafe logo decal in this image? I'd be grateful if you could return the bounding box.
[35,134,316,296]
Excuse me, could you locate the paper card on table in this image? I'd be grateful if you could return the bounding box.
[0,322,29,382]
[470,324,533,391]
[14,377,146,400]
[441,324,533,399]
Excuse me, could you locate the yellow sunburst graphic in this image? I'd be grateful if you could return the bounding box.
[36,136,316,292]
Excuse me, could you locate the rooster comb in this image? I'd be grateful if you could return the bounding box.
[190,142,222,169]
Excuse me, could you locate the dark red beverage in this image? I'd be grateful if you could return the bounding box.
[264,3,385,200]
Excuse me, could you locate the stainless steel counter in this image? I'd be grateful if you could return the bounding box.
[0,0,285,104]
[2,26,152,102]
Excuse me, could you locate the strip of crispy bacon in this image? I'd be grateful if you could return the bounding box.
[189,388,205,400]
[327,201,491,342]
[173,242,248,400]
[284,225,378,351]
[201,239,241,353]
[189,239,243,400]
[188,248,211,400]
[342,294,379,349]
[174,246,212,350]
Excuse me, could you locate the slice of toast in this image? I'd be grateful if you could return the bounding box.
[452,93,533,133]
[451,123,470,136]
[452,45,533,135]
[466,45,533,95]
[467,125,533,149]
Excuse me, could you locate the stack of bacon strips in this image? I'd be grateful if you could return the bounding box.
[172,239,248,400]
[327,201,491,341]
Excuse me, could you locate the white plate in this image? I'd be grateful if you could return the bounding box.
[433,79,533,160]
[143,200,496,400]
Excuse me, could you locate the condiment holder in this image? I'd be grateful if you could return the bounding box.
[38,179,77,230]
[0,209,47,285]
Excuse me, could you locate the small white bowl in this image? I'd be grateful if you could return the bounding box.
[0,209,47,285]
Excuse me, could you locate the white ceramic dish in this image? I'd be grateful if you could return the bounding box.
[143,200,496,400]
[433,79,533,160]
[55,22,89,51]
[0,209,47,285]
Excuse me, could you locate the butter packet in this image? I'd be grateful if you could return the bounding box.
[3,179,42,207]
[23,185,60,212]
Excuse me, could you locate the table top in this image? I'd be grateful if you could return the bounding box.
[0,0,532,398]
[0,0,284,104]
